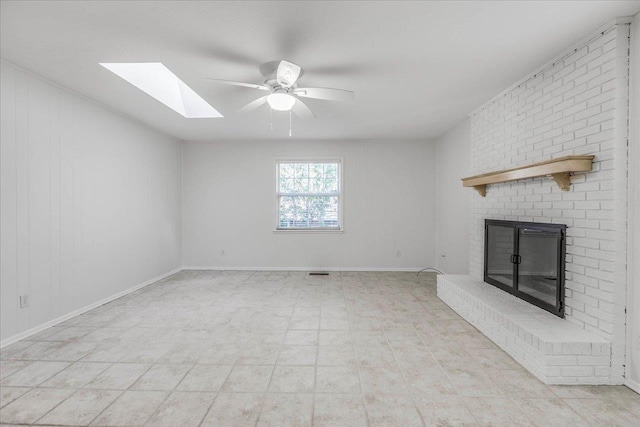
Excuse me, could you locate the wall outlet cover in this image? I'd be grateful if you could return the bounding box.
[19,295,29,308]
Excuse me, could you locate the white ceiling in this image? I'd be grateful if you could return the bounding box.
[2,1,639,140]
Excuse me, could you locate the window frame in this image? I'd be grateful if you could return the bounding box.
[274,158,344,233]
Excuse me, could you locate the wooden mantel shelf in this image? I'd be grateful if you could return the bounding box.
[462,155,595,197]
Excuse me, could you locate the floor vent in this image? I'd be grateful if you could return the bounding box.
[308,272,330,276]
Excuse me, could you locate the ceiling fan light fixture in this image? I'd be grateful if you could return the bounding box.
[267,93,296,111]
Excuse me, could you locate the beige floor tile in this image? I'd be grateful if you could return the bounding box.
[0,361,32,380]
[40,341,97,361]
[2,271,637,426]
[0,361,70,387]
[176,364,233,391]
[198,344,242,364]
[563,398,640,426]
[515,398,589,427]
[354,345,397,367]
[491,369,551,397]
[441,365,504,396]
[221,365,274,392]
[317,345,357,366]
[363,394,423,427]
[289,317,320,330]
[319,330,352,346]
[145,391,215,427]
[549,384,640,399]
[313,394,367,427]
[90,390,168,426]
[0,388,74,424]
[615,397,640,417]
[37,389,121,426]
[277,345,317,365]
[81,342,132,362]
[284,330,318,346]
[237,343,281,365]
[268,366,315,392]
[320,317,351,330]
[467,347,523,370]
[463,396,535,427]
[316,366,361,393]
[360,366,409,395]
[257,393,313,427]
[352,331,388,346]
[0,342,35,360]
[293,307,320,317]
[413,395,477,426]
[252,329,287,345]
[0,386,30,408]
[401,365,458,396]
[85,363,150,389]
[130,363,191,390]
[201,392,264,426]
[40,362,111,388]
[2,341,64,361]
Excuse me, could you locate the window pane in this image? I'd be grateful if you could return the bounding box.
[279,163,295,179]
[278,195,339,228]
[294,163,309,179]
[279,178,295,193]
[277,161,340,229]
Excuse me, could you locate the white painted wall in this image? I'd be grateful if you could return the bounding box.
[627,12,640,392]
[0,61,182,343]
[435,120,471,274]
[182,139,436,270]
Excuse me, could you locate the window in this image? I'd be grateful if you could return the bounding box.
[276,160,342,230]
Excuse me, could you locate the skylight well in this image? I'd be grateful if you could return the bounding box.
[100,63,222,118]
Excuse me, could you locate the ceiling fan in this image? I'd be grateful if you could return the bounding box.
[206,60,354,119]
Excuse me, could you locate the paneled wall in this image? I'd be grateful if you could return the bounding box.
[0,61,182,343]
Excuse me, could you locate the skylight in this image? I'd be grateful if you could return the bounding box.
[100,63,223,118]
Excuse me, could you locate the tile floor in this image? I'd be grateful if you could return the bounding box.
[0,270,639,426]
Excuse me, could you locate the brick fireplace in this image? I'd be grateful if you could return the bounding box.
[438,18,631,385]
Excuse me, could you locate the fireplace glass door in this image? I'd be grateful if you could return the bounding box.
[485,223,516,288]
[484,220,566,317]
[517,227,560,307]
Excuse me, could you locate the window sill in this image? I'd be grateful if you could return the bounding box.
[273,229,344,234]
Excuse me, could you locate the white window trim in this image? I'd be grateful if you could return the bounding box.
[274,158,344,233]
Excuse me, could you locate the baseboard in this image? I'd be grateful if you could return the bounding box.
[0,267,183,348]
[626,378,640,395]
[181,266,426,272]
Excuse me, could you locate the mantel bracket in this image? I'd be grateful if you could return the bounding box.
[461,155,594,197]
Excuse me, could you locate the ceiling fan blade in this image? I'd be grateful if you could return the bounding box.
[292,98,316,119]
[276,60,301,88]
[238,96,268,114]
[205,79,269,91]
[294,87,354,102]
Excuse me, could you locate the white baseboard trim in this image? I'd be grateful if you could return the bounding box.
[626,378,640,395]
[0,267,183,349]
[182,266,427,272]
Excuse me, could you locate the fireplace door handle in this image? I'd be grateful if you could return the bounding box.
[510,254,521,264]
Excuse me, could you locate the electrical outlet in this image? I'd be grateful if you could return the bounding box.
[19,295,29,308]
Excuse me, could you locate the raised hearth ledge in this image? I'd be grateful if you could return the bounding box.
[437,274,612,385]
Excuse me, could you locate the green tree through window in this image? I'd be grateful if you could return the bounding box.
[277,161,341,229]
